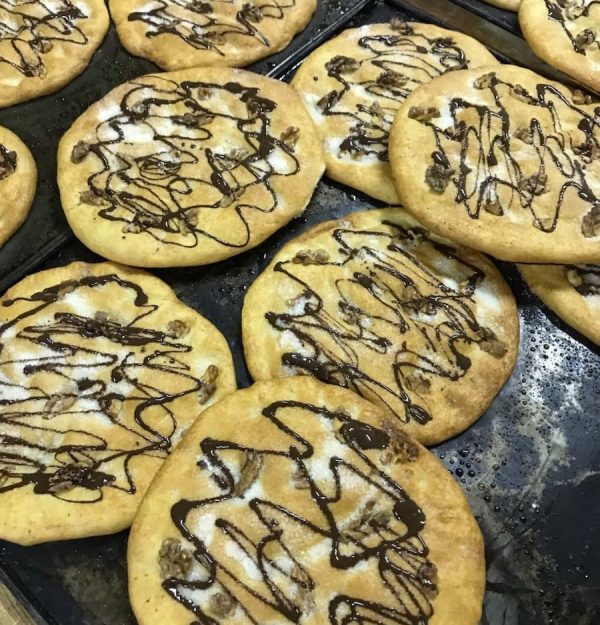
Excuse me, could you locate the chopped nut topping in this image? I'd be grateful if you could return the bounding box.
[483,199,503,216]
[218,187,244,208]
[377,70,408,87]
[478,327,508,358]
[566,267,583,288]
[473,72,496,90]
[71,140,90,164]
[582,204,600,237]
[380,418,419,464]
[168,319,190,338]
[241,2,263,23]
[180,112,214,127]
[122,221,142,234]
[94,311,109,323]
[512,84,533,104]
[233,451,262,496]
[291,466,310,489]
[325,55,360,75]
[408,106,440,122]
[292,249,330,265]
[281,126,300,149]
[80,189,107,206]
[32,38,53,53]
[418,562,438,582]
[390,18,413,35]
[572,89,593,105]
[425,162,453,194]
[534,216,555,231]
[229,148,249,162]
[159,538,194,579]
[573,140,600,162]
[369,101,385,118]
[565,3,585,20]
[518,173,547,196]
[57,283,76,297]
[291,565,315,613]
[190,1,212,13]
[197,87,211,100]
[513,127,533,144]
[317,90,342,112]
[198,364,219,404]
[404,373,431,394]
[208,592,237,617]
[44,395,76,414]
[575,28,596,48]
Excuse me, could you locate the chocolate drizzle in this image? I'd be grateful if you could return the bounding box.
[317,30,469,162]
[163,399,435,624]
[0,144,16,179]
[544,1,600,55]
[0,0,88,78]
[0,273,209,503]
[417,74,600,235]
[128,0,297,56]
[76,76,300,249]
[262,219,495,427]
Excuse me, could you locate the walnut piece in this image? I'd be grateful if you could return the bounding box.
[582,204,600,238]
[478,327,508,358]
[473,72,496,90]
[44,395,76,414]
[325,55,360,75]
[575,28,596,48]
[408,106,440,122]
[168,319,190,338]
[518,173,547,196]
[71,140,90,164]
[377,70,408,87]
[198,364,219,404]
[159,538,194,579]
[317,90,342,112]
[291,466,310,489]
[241,2,263,23]
[292,249,330,265]
[380,419,419,464]
[233,451,262,496]
[208,592,237,617]
[572,89,593,105]
[281,126,300,149]
[390,18,413,35]
[369,101,385,118]
[483,199,503,216]
[47,464,91,493]
[425,163,453,194]
[513,127,533,144]
[512,84,533,103]
[80,189,108,206]
[404,373,431,394]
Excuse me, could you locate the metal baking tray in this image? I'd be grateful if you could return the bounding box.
[1,1,599,624]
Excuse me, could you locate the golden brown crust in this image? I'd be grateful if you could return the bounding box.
[0,261,236,545]
[57,67,325,268]
[520,0,600,92]
[128,377,485,625]
[389,64,600,263]
[0,126,37,246]
[519,262,600,344]
[109,0,317,70]
[241,208,519,446]
[291,22,498,204]
[0,0,109,108]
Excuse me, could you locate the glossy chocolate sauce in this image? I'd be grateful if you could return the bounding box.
[418,74,600,234]
[78,76,300,249]
[0,273,208,503]
[317,27,468,162]
[163,400,435,624]
[545,0,600,54]
[128,0,297,55]
[0,0,89,78]
[263,220,493,427]
[0,143,16,179]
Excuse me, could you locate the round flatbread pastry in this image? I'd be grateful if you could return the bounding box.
[57,68,325,268]
[0,261,236,545]
[389,65,600,263]
[110,0,317,71]
[519,263,600,344]
[0,0,109,108]
[520,0,600,93]
[0,126,37,246]
[128,377,486,625]
[242,209,519,446]
[482,0,520,11]
[291,21,498,204]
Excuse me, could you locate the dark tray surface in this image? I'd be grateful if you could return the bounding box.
[1,2,599,625]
